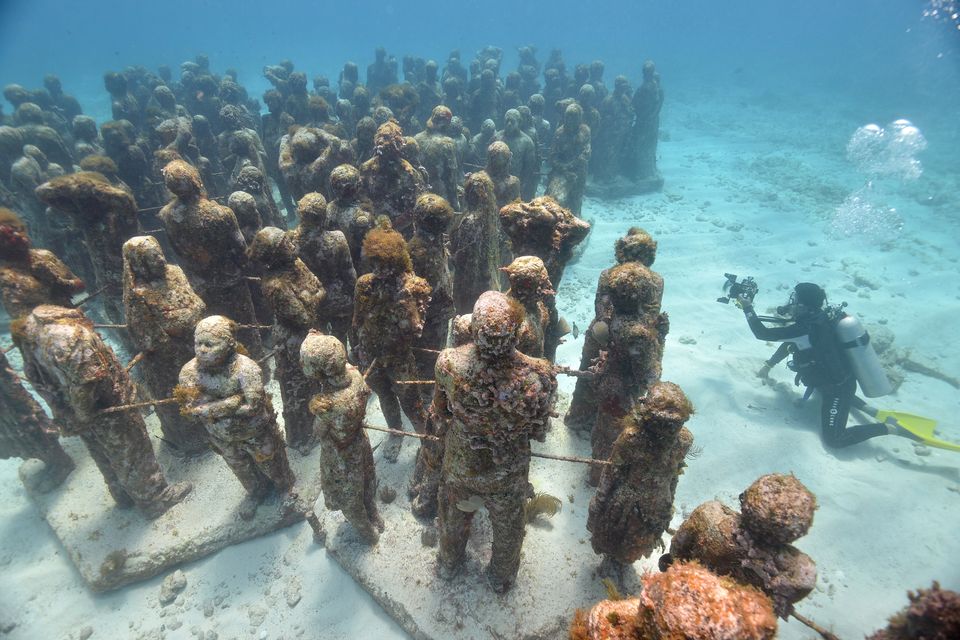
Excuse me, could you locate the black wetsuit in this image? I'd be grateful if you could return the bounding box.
[743,306,888,448]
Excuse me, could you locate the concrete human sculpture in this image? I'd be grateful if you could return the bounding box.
[435,291,557,593]
[122,235,208,455]
[360,121,425,238]
[301,331,383,544]
[546,103,591,216]
[18,305,192,518]
[450,172,501,314]
[178,316,296,520]
[501,255,553,358]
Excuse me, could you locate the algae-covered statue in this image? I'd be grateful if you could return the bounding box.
[248,226,325,451]
[158,160,265,360]
[0,208,84,322]
[290,192,355,343]
[483,141,521,209]
[628,60,664,187]
[546,103,591,216]
[122,235,208,455]
[326,164,374,270]
[359,121,425,238]
[412,105,461,209]
[450,172,501,314]
[351,226,431,462]
[501,255,553,358]
[666,473,819,618]
[566,227,661,432]
[178,316,295,521]
[1,348,75,493]
[301,331,383,544]
[494,109,538,201]
[18,305,192,518]
[587,381,693,582]
[435,291,557,593]
[499,196,590,360]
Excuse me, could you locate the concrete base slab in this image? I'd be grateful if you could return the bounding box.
[20,414,322,592]
[316,392,651,640]
[587,175,664,199]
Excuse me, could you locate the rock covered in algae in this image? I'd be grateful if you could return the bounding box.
[867,582,960,640]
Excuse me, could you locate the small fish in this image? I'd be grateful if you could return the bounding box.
[572,322,580,339]
[456,495,485,512]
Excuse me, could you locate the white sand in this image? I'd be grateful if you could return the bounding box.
[2,84,959,639]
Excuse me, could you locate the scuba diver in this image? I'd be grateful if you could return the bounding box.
[737,281,936,449]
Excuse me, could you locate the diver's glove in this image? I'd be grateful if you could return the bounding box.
[757,362,772,379]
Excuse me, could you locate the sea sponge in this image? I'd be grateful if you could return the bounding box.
[637,562,778,640]
[867,582,960,640]
[739,473,817,545]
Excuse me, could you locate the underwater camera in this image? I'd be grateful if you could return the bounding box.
[717,273,758,305]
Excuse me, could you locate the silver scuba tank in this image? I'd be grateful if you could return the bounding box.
[835,314,892,397]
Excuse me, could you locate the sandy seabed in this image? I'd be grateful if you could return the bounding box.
[2,83,958,639]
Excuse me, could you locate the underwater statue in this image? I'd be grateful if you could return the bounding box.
[158,159,265,360]
[325,164,374,270]
[546,103,591,216]
[248,226,325,451]
[359,121,425,238]
[594,76,634,182]
[122,235,208,455]
[35,171,141,329]
[178,315,296,521]
[413,106,461,209]
[501,255,553,358]
[482,141,521,210]
[566,227,661,432]
[499,196,590,360]
[19,305,192,518]
[628,60,664,187]
[666,473,819,619]
[352,225,431,462]
[494,109,538,202]
[290,192,356,343]
[435,291,557,593]
[301,331,384,544]
[587,381,693,582]
[450,171,501,314]
[0,207,84,322]
[1,348,75,493]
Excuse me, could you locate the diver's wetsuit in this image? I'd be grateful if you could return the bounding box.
[743,307,888,448]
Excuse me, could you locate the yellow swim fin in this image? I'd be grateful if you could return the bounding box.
[876,410,960,453]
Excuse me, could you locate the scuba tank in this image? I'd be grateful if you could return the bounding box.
[835,314,892,397]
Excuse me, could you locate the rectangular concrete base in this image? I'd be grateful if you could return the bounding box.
[316,393,649,640]
[20,413,322,592]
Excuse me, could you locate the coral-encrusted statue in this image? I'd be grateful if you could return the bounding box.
[435,291,557,592]
[352,226,431,462]
[501,255,553,358]
[178,316,295,520]
[546,103,591,216]
[587,381,693,581]
[450,172,501,314]
[326,164,374,270]
[413,106,461,209]
[0,208,84,322]
[483,141,521,209]
[628,60,664,186]
[158,160,265,360]
[570,562,778,640]
[290,192,355,343]
[494,109,538,201]
[359,121,425,238]
[122,235,208,455]
[19,305,191,518]
[408,193,455,385]
[1,349,75,492]
[34,171,141,327]
[667,473,819,618]
[566,227,660,432]
[499,196,590,360]
[248,226,325,451]
[301,331,383,544]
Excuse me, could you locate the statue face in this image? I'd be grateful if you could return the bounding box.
[504,110,520,134]
[195,325,234,369]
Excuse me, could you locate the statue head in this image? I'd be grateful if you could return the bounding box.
[501,255,553,301]
[123,235,167,282]
[297,192,328,228]
[162,159,204,199]
[329,163,361,201]
[413,193,453,236]
[362,226,412,276]
[504,109,521,135]
[248,226,296,269]
[373,121,404,160]
[615,227,657,266]
[194,315,237,369]
[486,141,512,175]
[471,291,522,360]
[563,103,583,129]
[300,330,348,381]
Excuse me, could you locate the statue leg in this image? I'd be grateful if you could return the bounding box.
[366,365,404,462]
[437,481,473,578]
[565,327,601,431]
[485,487,527,593]
[80,431,135,508]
